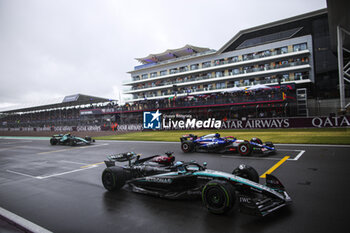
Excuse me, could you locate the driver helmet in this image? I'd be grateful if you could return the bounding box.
[175,161,183,166]
[175,161,185,172]
[215,133,220,138]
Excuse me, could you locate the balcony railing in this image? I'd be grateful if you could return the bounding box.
[123,88,291,112]
[126,47,309,84]
[125,61,310,94]
[133,74,309,101]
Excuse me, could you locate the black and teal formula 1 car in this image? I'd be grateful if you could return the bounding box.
[102,152,291,216]
[50,133,95,146]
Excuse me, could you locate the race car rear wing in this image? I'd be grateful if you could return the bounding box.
[105,152,139,167]
[180,134,197,142]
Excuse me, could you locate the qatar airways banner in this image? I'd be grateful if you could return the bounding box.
[220,116,350,129]
[160,115,350,130]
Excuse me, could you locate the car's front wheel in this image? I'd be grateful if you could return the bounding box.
[202,179,236,214]
[232,164,259,183]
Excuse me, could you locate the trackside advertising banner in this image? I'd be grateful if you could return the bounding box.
[141,111,350,130]
[1,116,349,132]
[220,116,350,129]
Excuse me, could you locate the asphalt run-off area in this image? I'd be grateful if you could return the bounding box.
[0,137,350,233]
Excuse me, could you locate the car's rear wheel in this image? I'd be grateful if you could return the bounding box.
[50,138,57,145]
[237,142,252,156]
[102,167,126,191]
[181,141,194,153]
[202,179,236,214]
[232,164,259,183]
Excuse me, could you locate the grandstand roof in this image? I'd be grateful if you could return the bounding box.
[0,94,116,114]
[135,44,212,64]
[218,8,327,53]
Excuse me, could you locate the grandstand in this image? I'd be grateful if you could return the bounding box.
[0,94,117,130]
[124,8,349,120]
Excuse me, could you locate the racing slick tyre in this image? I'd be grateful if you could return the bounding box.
[232,164,259,183]
[85,136,92,142]
[181,141,194,153]
[250,137,263,145]
[50,138,58,145]
[237,142,252,156]
[202,179,236,214]
[102,167,126,191]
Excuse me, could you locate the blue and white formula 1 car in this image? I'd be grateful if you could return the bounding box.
[102,152,291,216]
[180,133,276,156]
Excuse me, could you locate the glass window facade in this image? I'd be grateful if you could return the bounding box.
[293,43,307,52]
[179,66,188,72]
[202,61,211,68]
[190,64,199,70]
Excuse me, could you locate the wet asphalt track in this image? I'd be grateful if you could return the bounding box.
[0,138,350,233]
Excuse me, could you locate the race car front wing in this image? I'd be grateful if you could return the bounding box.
[239,195,291,216]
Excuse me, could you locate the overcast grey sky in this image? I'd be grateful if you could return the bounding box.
[0,0,326,110]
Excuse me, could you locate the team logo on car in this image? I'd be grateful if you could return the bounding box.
[143,110,162,129]
[145,177,172,184]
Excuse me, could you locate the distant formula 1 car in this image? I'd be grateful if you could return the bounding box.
[180,133,276,156]
[50,133,95,146]
[101,152,291,216]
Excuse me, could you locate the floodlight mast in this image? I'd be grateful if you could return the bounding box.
[337,25,350,112]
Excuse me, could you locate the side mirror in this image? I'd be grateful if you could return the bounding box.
[203,162,207,168]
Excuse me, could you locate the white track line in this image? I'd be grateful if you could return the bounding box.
[221,149,305,161]
[6,170,38,179]
[38,143,108,155]
[292,150,305,161]
[274,143,350,148]
[36,165,98,179]
[0,137,49,140]
[6,164,98,180]
[98,140,179,144]
[0,140,33,144]
[102,140,350,147]
[0,206,52,233]
[221,155,287,161]
[60,160,89,165]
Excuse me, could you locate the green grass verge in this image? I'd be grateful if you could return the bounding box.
[96,128,350,145]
